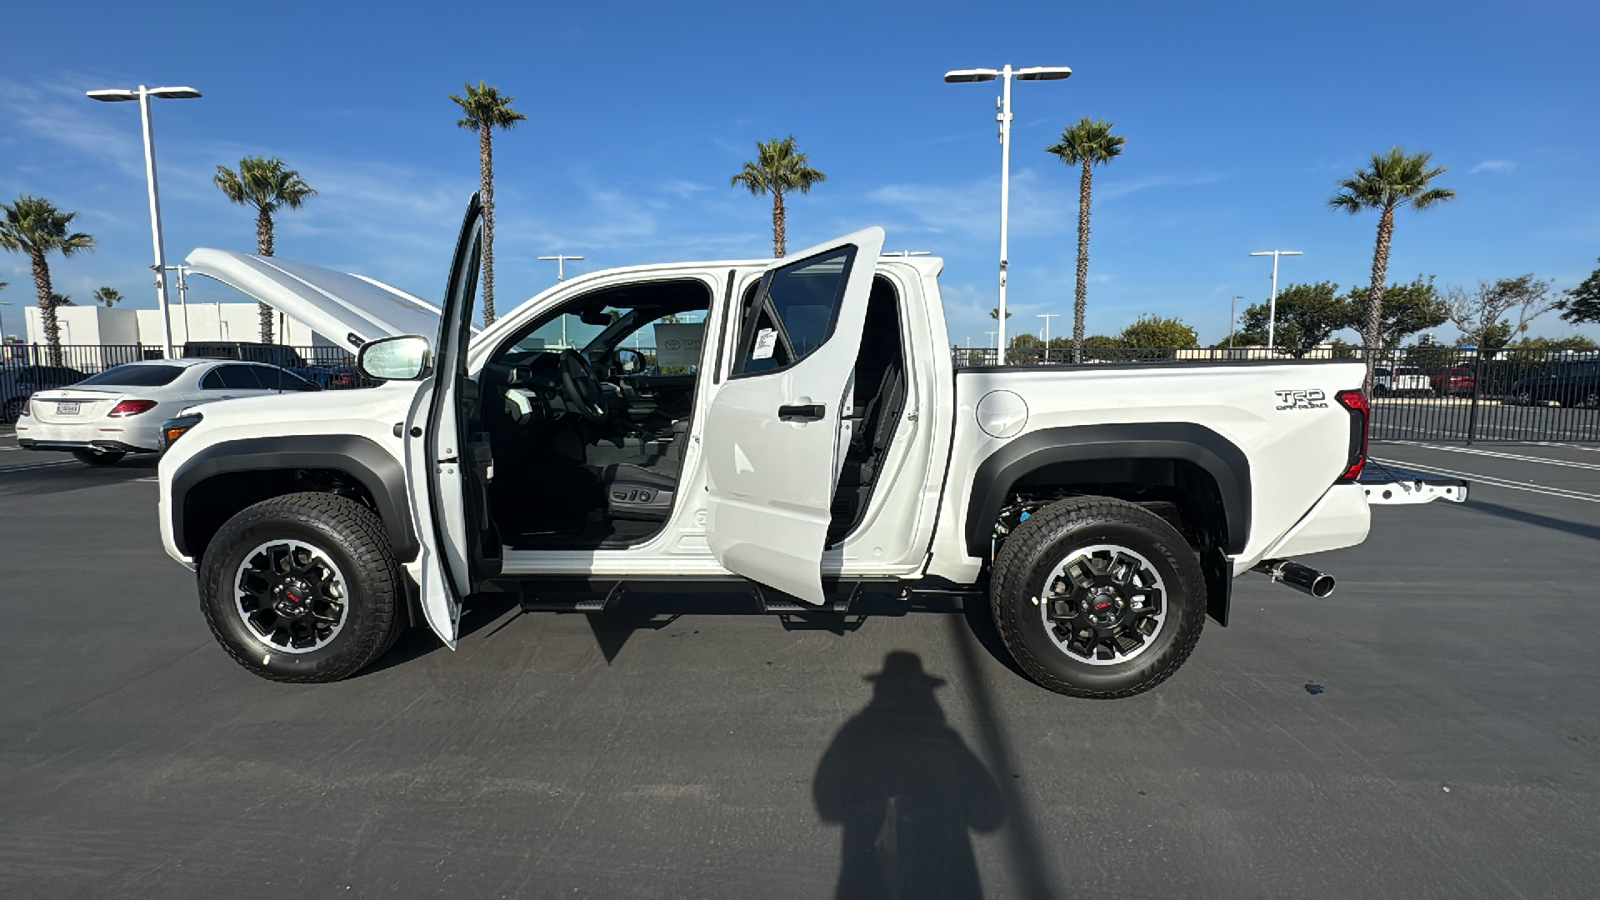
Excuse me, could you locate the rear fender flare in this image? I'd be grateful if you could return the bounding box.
[963,422,1252,558]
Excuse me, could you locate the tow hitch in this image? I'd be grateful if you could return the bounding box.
[1252,559,1336,598]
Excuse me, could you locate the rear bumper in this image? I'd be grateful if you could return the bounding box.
[1249,482,1372,569]
[15,418,162,452]
[17,438,155,454]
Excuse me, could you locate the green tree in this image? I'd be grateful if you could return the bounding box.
[1236,282,1353,357]
[93,286,123,308]
[1329,148,1455,383]
[1557,258,1600,325]
[214,156,317,342]
[1508,334,1599,351]
[1446,275,1554,350]
[0,195,95,364]
[1046,118,1126,362]
[448,81,527,325]
[988,307,1013,321]
[730,135,827,258]
[1343,275,1448,347]
[50,292,74,307]
[1119,314,1197,348]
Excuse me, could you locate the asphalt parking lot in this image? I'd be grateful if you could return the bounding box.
[2,426,1597,899]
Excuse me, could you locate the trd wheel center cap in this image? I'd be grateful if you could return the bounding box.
[1085,589,1124,627]
[273,580,312,618]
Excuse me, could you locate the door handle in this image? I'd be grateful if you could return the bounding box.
[778,403,826,422]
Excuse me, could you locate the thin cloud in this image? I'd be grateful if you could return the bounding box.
[0,76,144,176]
[1470,159,1517,174]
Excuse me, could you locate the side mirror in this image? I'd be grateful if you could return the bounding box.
[614,348,645,375]
[358,335,432,381]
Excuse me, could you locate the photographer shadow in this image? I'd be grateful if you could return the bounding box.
[813,651,1004,900]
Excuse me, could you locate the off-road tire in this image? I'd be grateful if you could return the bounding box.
[991,496,1206,699]
[73,449,125,466]
[199,492,404,683]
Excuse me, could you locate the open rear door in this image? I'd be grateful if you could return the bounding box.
[403,195,502,647]
[701,227,885,604]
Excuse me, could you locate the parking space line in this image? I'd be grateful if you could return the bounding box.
[1389,441,1600,471]
[0,460,78,473]
[1372,457,1600,504]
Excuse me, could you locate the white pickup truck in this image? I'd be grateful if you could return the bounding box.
[156,197,1462,698]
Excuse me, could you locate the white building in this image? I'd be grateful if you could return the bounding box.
[21,303,331,350]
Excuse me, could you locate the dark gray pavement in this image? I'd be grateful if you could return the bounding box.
[2,431,1597,898]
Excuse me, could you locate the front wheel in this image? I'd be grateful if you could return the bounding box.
[991,496,1206,699]
[199,492,405,683]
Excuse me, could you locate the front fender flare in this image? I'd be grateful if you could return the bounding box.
[169,434,417,561]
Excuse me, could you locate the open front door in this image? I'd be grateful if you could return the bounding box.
[403,195,502,647]
[702,227,885,604]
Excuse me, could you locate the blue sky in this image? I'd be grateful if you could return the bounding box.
[2,0,1597,346]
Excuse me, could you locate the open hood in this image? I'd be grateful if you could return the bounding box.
[184,249,443,352]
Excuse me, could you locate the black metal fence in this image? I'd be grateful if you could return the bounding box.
[1,343,366,390]
[951,345,1600,443]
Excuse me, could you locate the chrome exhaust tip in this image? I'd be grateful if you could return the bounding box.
[1252,559,1336,598]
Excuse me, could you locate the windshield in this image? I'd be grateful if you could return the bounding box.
[77,364,185,387]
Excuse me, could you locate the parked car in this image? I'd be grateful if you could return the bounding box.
[1372,365,1431,396]
[1429,366,1475,397]
[183,341,359,389]
[1,363,89,423]
[15,358,318,465]
[1508,361,1600,407]
[156,196,1465,697]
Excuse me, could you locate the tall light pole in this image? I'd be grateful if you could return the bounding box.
[0,301,12,343]
[1228,295,1242,349]
[87,85,201,360]
[538,254,585,282]
[945,64,1072,365]
[1249,250,1301,352]
[1038,312,1060,361]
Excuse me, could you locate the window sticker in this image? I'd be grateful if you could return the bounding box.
[752,327,778,360]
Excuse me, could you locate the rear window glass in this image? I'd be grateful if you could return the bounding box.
[78,364,184,387]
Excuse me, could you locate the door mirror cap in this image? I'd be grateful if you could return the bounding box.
[358,335,432,381]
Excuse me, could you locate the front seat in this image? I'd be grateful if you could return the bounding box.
[600,420,687,521]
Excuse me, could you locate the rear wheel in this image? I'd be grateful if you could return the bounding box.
[1,397,23,424]
[199,492,404,683]
[991,496,1206,699]
[73,449,125,466]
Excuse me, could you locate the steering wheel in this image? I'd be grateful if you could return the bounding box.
[558,349,608,423]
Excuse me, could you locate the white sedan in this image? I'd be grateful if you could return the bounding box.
[14,358,319,465]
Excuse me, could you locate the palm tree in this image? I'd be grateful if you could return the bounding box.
[1329,147,1455,386]
[0,195,95,365]
[93,286,122,308]
[1046,118,1125,362]
[448,81,527,325]
[730,135,827,258]
[214,157,317,342]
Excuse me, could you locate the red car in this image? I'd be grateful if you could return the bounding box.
[1430,366,1475,396]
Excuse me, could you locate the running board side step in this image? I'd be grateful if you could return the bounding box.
[752,583,862,615]
[518,581,627,614]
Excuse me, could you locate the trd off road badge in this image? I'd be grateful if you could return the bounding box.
[1274,389,1329,410]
